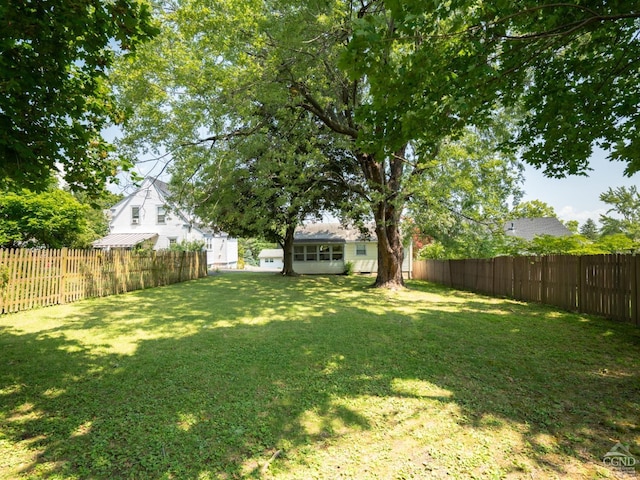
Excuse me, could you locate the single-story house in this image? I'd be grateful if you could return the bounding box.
[267,223,412,277]
[504,217,572,241]
[258,249,284,270]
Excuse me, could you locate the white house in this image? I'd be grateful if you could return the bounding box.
[258,249,284,270]
[93,177,238,268]
[260,223,412,277]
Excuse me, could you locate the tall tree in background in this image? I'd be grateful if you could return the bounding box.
[579,219,600,241]
[407,128,523,259]
[169,108,357,276]
[599,186,640,240]
[510,200,557,219]
[0,0,157,196]
[115,1,523,288]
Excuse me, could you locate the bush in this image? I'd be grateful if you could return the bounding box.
[344,261,354,275]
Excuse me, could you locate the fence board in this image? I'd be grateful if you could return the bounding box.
[0,249,208,314]
[413,254,640,326]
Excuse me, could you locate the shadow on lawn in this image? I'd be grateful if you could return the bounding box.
[0,273,639,478]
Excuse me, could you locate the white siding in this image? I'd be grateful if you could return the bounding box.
[109,180,201,248]
[344,241,378,273]
[207,236,238,268]
[105,178,238,267]
[344,241,412,278]
[293,261,345,275]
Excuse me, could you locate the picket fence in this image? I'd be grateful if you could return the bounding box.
[0,248,208,314]
[413,254,640,326]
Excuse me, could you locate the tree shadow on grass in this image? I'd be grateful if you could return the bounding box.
[0,274,638,478]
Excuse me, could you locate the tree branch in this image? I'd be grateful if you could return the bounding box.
[293,83,359,138]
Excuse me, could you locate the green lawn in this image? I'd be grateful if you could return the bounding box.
[0,272,638,479]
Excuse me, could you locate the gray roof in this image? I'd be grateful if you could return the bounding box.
[258,249,284,259]
[504,217,572,242]
[150,177,171,199]
[294,223,376,243]
[93,233,158,248]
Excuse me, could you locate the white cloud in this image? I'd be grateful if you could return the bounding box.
[557,205,607,226]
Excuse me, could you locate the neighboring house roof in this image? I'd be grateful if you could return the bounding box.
[258,249,284,259]
[93,233,158,248]
[294,223,376,243]
[504,217,572,242]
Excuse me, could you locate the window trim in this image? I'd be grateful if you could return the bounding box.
[131,206,140,224]
[157,206,166,224]
[294,244,345,262]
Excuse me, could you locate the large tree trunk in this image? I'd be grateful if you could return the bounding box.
[358,149,407,289]
[280,223,298,276]
[373,209,405,289]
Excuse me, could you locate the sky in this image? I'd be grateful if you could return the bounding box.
[520,149,639,226]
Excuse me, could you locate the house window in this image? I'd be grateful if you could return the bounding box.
[157,206,166,224]
[131,206,140,224]
[356,244,367,256]
[306,245,318,261]
[319,245,331,261]
[168,237,177,246]
[265,258,274,263]
[293,244,345,262]
[294,246,305,261]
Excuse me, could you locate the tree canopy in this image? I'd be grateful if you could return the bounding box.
[113,0,640,287]
[169,107,356,275]
[407,128,523,259]
[0,0,157,195]
[599,186,640,240]
[0,189,92,249]
[357,1,640,177]
[510,200,557,219]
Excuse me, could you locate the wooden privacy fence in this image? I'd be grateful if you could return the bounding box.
[0,248,208,314]
[413,255,640,326]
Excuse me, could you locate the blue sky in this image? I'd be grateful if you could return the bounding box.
[521,149,639,226]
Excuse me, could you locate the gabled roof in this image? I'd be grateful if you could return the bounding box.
[294,223,376,243]
[105,177,232,240]
[109,177,192,225]
[151,178,171,199]
[258,249,284,259]
[504,217,572,242]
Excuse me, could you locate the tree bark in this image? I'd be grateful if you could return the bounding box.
[372,204,405,289]
[280,223,298,276]
[357,149,407,289]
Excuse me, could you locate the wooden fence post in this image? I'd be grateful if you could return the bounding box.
[59,248,68,304]
[633,255,640,327]
[578,255,585,314]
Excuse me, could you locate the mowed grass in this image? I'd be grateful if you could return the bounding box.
[0,273,638,479]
